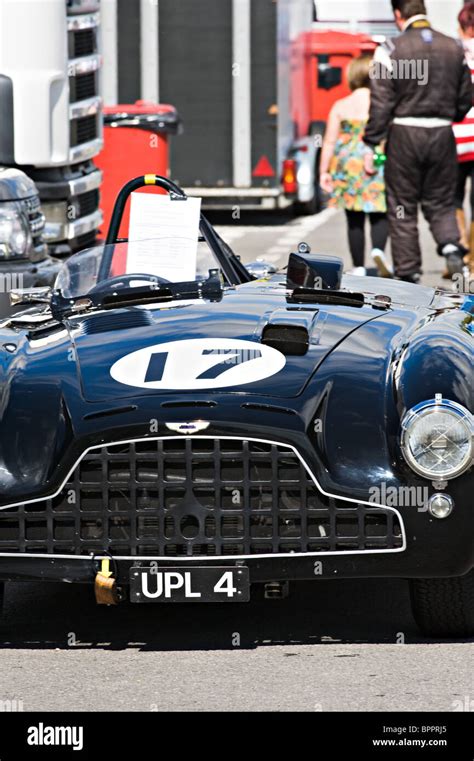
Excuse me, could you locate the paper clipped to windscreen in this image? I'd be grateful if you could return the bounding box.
[127,192,202,281]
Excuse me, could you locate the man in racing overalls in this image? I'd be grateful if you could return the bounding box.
[363,0,472,283]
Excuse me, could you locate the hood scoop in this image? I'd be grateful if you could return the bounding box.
[261,309,312,355]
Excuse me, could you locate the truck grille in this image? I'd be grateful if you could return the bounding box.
[77,188,99,217]
[0,439,404,558]
[69,28,97,58]
[70,114,98,147]
[67,9,101,158]
[69,71,97,102]
[74,229,97,249]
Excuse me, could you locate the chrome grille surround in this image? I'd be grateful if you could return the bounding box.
[0,437,406,560]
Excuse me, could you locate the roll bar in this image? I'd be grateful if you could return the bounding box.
[101,174,252,285]
[105,174,187,245]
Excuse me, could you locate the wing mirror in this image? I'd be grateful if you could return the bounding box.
[287,243,343,291]
[9,286,53,306]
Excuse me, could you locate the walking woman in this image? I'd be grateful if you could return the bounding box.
[319,55,391,276]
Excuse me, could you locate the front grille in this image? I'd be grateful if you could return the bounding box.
[24,195,41,215]
[28,212,45,242]
[69,28,97,58]
[69,71,97,102]
[23,196,45,241]
[73,230,97,251]
[70,114,98,147]
[0,439,403,558]
[77,188,99,217]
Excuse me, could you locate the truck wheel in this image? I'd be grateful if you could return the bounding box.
[293,182,322,216]
[293,153,323,216]
[409,570,474,638]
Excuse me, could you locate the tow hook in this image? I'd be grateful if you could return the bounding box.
[264,581,289,600]
[94,557,121,605]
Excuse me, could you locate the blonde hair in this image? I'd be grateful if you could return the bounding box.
[347,55,373,91]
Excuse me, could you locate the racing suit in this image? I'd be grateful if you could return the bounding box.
[363,16,472,278]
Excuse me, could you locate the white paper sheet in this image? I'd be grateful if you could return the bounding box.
[127,192,201,282]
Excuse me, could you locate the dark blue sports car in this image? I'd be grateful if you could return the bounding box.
[0,176,472,637]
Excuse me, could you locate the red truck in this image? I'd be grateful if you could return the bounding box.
[287,29,377,213]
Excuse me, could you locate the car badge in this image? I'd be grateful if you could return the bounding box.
[166,421,210,434]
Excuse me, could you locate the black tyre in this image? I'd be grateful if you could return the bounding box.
[293,183,322,216]
[293,153,323,216]
[410,570,474,638]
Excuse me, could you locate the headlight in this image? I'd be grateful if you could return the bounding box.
[401,397,473,480]
[0,209,29,258]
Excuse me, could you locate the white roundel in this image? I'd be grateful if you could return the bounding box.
[110,338,286,390]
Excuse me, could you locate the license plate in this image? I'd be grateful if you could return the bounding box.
[130,566,250,603]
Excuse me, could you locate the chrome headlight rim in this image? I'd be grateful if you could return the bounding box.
[0,207,30,258]
[400,398,473,480]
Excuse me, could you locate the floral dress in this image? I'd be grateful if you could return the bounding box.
[329,120,386,213]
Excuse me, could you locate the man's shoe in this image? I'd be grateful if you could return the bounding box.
[445,252,465,276]
[440,243,465,276]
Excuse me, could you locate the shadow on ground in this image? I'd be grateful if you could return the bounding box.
[0,578,465,651]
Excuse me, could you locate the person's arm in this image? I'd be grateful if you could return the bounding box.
[363,44,398,149]
[319,102,341,193]
[455,55,473,122]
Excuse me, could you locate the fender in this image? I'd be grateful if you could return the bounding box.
[396,304,474,414]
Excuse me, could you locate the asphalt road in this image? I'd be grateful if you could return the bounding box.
[209,205,449,287]
[0,207,471,713]
[1,577,472,712]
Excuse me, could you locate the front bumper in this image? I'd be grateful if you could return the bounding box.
[0,548,471,586]
[182,187,292,210]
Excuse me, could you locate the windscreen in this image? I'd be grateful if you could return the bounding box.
[54,237,223,299]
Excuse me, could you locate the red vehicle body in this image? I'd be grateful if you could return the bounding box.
[95,101,180,238]
[286,29,378,212]
[292,29,377,139]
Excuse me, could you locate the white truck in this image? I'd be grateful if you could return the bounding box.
[0,0,103,255]
[313,0,462,38]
